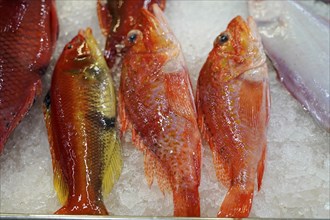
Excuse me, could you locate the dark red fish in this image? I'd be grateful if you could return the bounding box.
[0,0,58,152]
[97,0,166,68]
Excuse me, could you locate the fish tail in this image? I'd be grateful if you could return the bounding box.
[173,187,200,217]
[217,184,254,218]
[55,201,109,215]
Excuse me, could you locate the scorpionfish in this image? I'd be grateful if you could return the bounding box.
[0,0,58,153]
[119,4,201,217]
[43,28,122,215]
[97,0,166,68]
[196,16,270,217]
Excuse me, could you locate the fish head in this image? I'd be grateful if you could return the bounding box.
[123,4,178,55]
[58,28,109,82]
[208,16,265,82]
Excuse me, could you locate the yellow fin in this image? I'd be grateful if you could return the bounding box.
[42,93,69,205]
[102,129,123,196]
[52,161,69,205]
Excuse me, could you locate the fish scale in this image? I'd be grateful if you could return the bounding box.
[196,16,269,218]
[43,28,122,215]
[0,0,58,152]
[120,5,201,217]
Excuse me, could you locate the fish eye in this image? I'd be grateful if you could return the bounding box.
[127,30,142,44]
[217,33,229,45]
[67,44,73,49]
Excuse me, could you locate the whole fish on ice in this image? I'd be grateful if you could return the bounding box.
[249,0,330,131]
[97,0,166,68]
[43,28,122,215]
[196,16,270,217]
[119,4,201,217]
[0,0,58,153]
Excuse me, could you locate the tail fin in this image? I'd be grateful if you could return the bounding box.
[173,187,200,217]
[217,185,254,218]
[55,201,108,215]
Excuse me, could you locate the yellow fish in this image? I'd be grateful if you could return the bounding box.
[43,28,122,215]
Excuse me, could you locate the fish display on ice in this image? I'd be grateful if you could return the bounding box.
[248,0,330,131]
[43,28,122,215]
[0,0,58,153]
[119,4,201,217]
[196,16,270,217]
[97,0,166,68]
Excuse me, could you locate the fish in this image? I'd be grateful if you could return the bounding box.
[97,0,166,68]
[0,0,58,153]
[43,28,122,215]
[119,4,201,217]
[248,0,330,131]
[196,16,270,217]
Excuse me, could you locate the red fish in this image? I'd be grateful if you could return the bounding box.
[43,28,122,215]
[97,0,166,68]
[196,16,270,217]
[0,0,58,153]
[119,4,201,217]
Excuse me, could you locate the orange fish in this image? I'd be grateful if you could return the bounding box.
[43,28,122,215]
[0,0,58,153]
[97,0,166,68]
[119,5,201,217]
[196,16,270,218]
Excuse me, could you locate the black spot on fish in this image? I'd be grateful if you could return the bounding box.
[38,64,49,75]
[103,117,116,129]
[5,122,9,129]
[44,91,51,109]
[86,111,116,130]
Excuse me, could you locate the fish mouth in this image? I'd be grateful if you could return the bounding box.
[247,16,267,69]
[150,4,171,35]
[247,16,262,43]
[139,5,172,38]
[78,28,107,66]
[129,4,178,55]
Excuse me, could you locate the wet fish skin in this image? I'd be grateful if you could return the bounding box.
[0,0,58,153]
[196,16,270,218]
[119,4,201,217]
[248,0,330,131]
[97,0,166,68]
[43,28,122,215]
